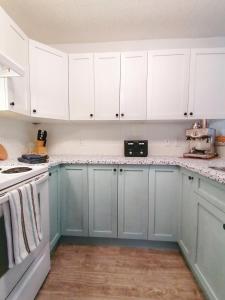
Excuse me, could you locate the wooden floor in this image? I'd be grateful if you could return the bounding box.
[37,244,204,300]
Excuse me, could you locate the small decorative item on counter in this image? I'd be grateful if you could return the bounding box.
[0,144,8,160]
[216,136,225,146]
[17,154,49,164]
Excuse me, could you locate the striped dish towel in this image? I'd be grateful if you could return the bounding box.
[2,181,42,267]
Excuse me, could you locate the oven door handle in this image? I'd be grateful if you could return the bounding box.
[35,173,49,186]
[0,173,49,204]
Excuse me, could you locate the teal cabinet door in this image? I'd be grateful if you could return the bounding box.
[193,193,225,300]
[178,170,197,263]
[61,165,88,236]
[49,166,60,251]
[149,166,179,241]
[118,166,149,239]
[88,165,118,238]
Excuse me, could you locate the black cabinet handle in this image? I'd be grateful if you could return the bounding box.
[113,168,117,172]
[49,172,52,176]
[184,112,187,116]
[190,112,193,116]
[121,113,124,117]
[188,176,194,180]
[33,109,37,113]
[223,224,225,230]
[120,169,123,172]
[90,113,93,117]
[10,102,15,106]
[115,113,119,118]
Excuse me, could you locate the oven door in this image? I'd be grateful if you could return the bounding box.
[0,173,49,300]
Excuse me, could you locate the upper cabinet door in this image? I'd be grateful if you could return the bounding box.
[147,50,190,120]
[94,53,120,120]
[29,40,68,119]
[0,7,28,75]
[120,52,147,120]
[189,48,225,119]
[69,53,94,120]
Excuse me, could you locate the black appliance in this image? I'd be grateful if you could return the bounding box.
[124,140,148,157]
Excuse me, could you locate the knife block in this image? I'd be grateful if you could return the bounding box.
[33,140,48,155]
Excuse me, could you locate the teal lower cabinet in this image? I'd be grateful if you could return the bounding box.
[49,166,61,251]
[61,165,89,236]
[148,166,179,241]
[118,166,149,240]
[178,172,225,300]
[178,169,198,264]
[88,165,118,238]
[193,193,225,300]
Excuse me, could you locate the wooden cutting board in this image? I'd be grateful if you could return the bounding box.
[0,144,8,160]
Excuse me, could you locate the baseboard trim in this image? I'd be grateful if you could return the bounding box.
[59,236,179,250]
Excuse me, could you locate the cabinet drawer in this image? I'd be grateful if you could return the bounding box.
[196,177,225,213]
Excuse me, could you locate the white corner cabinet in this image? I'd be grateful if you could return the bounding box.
[0,7,28,75]
[0,7,29,115]
[29,40,69,120]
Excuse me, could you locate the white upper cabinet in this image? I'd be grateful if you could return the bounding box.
[0,7,28,75]
[29,40,68,119]
[69,53,94,120]
[147,50,190,120]
[120,52,147,120]
[94,53,120,120]
[0,76,29,115]
[189,48,225,119]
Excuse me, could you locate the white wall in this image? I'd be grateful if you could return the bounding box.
[52,37,225,53]
[0,116,31,159]
[34,121,191,157]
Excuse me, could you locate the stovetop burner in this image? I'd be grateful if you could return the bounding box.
[1,167,32,174]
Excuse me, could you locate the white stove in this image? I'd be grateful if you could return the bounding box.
[0,164,48,191]
[0,163,50,300]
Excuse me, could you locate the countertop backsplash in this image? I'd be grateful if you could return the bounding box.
[0,117,31,159]
[33,121,191,157]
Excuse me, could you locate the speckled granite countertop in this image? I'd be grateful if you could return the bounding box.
[1,155,225,185]
[47,155,225,185]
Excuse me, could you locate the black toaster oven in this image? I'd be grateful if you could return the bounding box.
[124,140,148,157]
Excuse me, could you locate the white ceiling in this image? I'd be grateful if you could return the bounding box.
[0,0,225,44]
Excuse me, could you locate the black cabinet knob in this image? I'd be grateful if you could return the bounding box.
[113,168,117,172]
[10,102,15,106]
[188,176,194,180]
[121,113,124,117]
[115,113,119,118]
[223,224,225,230]
[90,113,93,117]
[49,172,52,176]
[120,169,123,172]
[190,112,193,116]
[184,112,187,116]
[33,109,37,113]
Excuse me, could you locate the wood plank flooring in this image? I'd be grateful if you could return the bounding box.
[37,244,204,300]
